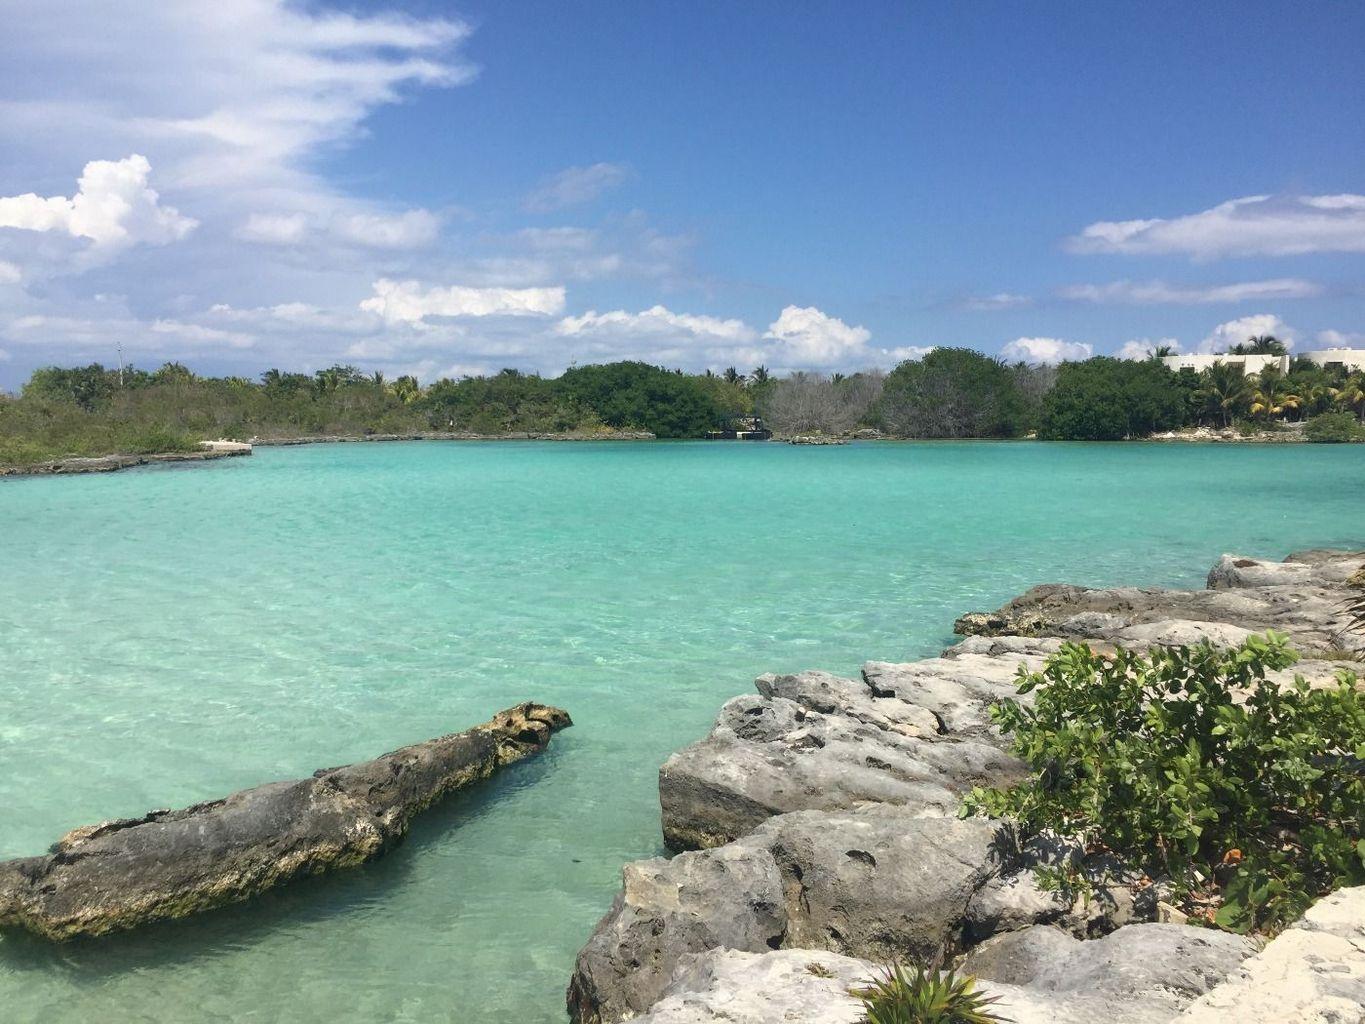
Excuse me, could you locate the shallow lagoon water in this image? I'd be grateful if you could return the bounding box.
[1,439,1362,1023]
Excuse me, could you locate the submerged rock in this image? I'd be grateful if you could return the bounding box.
[0,702,571,940]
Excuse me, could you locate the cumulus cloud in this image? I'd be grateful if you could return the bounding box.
[1199,314,1297,354]
[764,306,872,365]
[1067,195,1365,260]
[359,279,566,323]
[523,163,631,213]
[1000,337,1093,364]
[5,312,252,352]
[1058,278,1321,305]
[0,154,196,251]
[557,305,756,342]
[1117,338,1182,360]
[963,292,1031,311]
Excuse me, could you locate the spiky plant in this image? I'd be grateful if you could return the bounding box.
[855,963,1006,1024]
[1347,566,1365,638]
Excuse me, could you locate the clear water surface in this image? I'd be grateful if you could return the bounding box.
[1,440,1362,1023]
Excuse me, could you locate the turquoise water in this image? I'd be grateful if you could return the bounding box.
[1,440,1362,1023]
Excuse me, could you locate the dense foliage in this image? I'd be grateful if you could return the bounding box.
[855,963,1003,1024]
[3,332,1363,465]
[877,348,1039,438]
[1304,411,1365,443]
[1038,357,1186,440]
[963,634,1365,934]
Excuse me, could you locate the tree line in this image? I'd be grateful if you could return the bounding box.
[4,340,1363,465]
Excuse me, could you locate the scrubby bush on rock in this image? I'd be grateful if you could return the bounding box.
[963,633,1365,934]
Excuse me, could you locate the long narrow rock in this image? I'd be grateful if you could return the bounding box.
[0,702,571,940]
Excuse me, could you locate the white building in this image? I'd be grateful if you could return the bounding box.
[1161,349,1365,377]
[1299,348,1365,374]
[1161,353,1288,376]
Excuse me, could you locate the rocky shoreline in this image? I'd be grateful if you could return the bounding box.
[567,547,1365,1024]
[0,444,252,478]
[0,703,570,940]
[250,429,656,445]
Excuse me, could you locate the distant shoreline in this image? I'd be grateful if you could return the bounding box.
[0,447,251,479]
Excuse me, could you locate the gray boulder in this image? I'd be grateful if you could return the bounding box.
[966,923,1257,1024]
[659,691,1024,851]
[0,703,571,940]
[567,807,1014,1024]
[954,582,1356,655]
[1208,551,1364,590]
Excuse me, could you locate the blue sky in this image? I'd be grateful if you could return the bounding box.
[0,1,1362,386]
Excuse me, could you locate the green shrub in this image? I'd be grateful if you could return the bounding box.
[855,963,1003,1024]
[1304,412,1365,443]
[1038,357,1187,440]
[963,633,1365,933]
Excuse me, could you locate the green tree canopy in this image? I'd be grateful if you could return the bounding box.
[1039,357,1186,440]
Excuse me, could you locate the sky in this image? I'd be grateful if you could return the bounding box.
[1,0,1363,387]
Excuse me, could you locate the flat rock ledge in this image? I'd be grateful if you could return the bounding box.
[569,546,1365,1024]
[0,445,252,478]
[0,702,570,940]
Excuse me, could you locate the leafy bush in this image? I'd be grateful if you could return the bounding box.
[855,963,1003,1024]
[877,348,1033,439]
[1038,357,1187,440]
[963,633,1365,933]
[1304,412,1365,443]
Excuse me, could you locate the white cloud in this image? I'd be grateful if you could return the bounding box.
[5,313,252,352]
[359,279,566,323]
[1068,194,1365,259]
[236,208,440,249]
[556,305,756,343]
[963,292,1031,311]
[1316,329,1365,348]
[0,261,20,284]
[1117,338,1182,360]
[331,209,440,249]
[1058,278,1321,304]
[1199,314,1297,354]
[236,212,309,245]
[881,345,936,362]
[0,154,196,251]
[523,163,630,213]
[1000,337,1093,364]
[764,305,872,366]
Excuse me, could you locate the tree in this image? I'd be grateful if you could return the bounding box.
[557,361,722,437]
[1039,357,1186,440]
[391,375,422,404]
[1247,366,1300,420]
[757,370,884,435]
[1335,374,1365,422]
[750,365,770,385]
[879,348,1029,438]
[1199,361,1253,427]
[1230,334,1287,356]
[722,367,742,385]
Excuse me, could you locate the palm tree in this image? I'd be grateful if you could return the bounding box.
[723,367,742,385]
[1230,334,1287,356]
[1248,367,1300,421]
[1336,374,1365,422]
[750,365,771,385]
[392,375,421,404]
[1200,361,1252,427]
[372,370,386,394]
[1151,344,1176,358]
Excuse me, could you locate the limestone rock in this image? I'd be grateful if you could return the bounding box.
[0,703,571,940]
[953,581,1356,655]
[1208,551,1365,590]
[567,807,1014,1024]
[1175,884,1365,1024]
[629,949,874,1024]
[659,692,1024,851]
[966,923,1257,1024]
